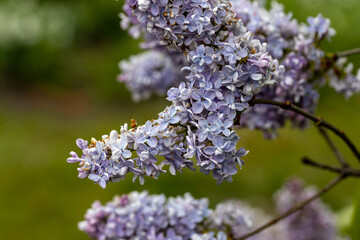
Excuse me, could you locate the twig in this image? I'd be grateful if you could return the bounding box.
[317,126,349,167]
[302,157,360,177]
[237,174,347,240]
[250,98,360,163]
[336,48,360,58]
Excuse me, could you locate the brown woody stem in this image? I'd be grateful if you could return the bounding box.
[250,98,360,163]
[336,48,360,58]
[302,157,360,177]
[317,126,349,167]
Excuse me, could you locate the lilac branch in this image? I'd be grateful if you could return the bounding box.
[317,126,349,167]
[336,48,360,58]
[249,98,360,163]
[302,157,360,177]
[237,174,347,240]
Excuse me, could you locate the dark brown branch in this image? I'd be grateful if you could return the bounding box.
[302,157,360,177]
[238,98,360,239]
[336,48,360,58]
[250,98,360,163]
[317,126,349,167]
[237,174,347,240]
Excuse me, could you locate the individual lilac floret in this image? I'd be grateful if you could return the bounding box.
[118,50,184,101]
[328,58,360,99]
[274,178,340,240]
[78,191,211,240]
[191,88,217,114]
[307,14,336,41]
[188,45,213,72]
[222,36,249,64]
[191,232,227,240]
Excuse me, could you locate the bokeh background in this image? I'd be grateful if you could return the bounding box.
[1,0,360,239]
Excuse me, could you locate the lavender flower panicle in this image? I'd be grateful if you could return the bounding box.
[78,191,211,240]
[118,0,360,139]
[230,0,357,137]
[69,0,360,187]
[118,50,185,101]
[68,0,279,188]
[79,181,346,240]
[68,1,356,239]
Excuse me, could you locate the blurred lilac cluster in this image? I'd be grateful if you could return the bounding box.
[68,0,282,187]
[119,0,360,138]
[275,178,341,240]
[118,51,185,102]
[79,178,344,240]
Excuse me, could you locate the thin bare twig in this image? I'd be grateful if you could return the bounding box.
[336,48,360,58]
[302,157,360,177]
[237,174,347,240]
[250,98,360,163]
[317,126,349,167]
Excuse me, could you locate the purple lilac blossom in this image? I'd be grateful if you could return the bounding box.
[328,58,360,99]
[79,180,345,240]
[68,0,281,187]
[118,50,185,101]
[230,0,359,138]
[119,0,360,139]
[78,191,211,240]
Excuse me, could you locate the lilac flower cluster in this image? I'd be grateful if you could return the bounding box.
[79,179,345,240]
[119,0,360,138]
[275,178,341,240]
[118,50,185,101]
[231,0,359,137]
[68,0,283,187]
[328,58,360,99]
[78,191,212,240]
[119,0,191,101]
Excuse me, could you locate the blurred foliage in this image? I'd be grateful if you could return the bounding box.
[0,0,360,239]
[350,187,360,239]
[0,0,75,47]
[0,0,140,99]
[336,203,354,234]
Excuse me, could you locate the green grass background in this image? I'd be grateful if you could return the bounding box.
[0,0,360,239]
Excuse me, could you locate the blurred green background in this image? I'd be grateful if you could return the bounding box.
[1,0,360,239]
